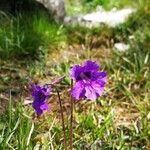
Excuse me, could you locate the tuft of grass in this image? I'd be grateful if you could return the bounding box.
[0,95,33,149]
[0,13,42,59]
[0,11,66,60]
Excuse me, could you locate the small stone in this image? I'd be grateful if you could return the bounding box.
[36,0,66,22]
[82,8,136,27]
[64,7,136,28]
[114,43,129,52]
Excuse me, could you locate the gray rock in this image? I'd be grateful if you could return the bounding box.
[36,0,66,22]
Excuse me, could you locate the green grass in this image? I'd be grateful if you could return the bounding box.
[0,11,66,60]
[0,98,33,149]
[82,0,139,11]
[66,0,144,15]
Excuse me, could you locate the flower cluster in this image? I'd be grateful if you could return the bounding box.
[30,60,107,150]
[31,60,107,115]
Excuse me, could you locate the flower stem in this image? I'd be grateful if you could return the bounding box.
[55,87,67,150]
[70,79,73,150]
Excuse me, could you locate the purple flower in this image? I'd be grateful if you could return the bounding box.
[70,60,107,100]
[31,84,51,116]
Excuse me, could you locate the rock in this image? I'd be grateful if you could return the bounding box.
[83,8,136,27]
[64,15,83,24]
[114,43,129,52]
[0,0,66,22]
[64,7,136,28]
[36,0,66,22]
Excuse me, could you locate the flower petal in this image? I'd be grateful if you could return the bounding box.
[35,108,43,116]
[71,81,85,100]
[70,65,83,81]
[85,85,97,100]
[40,102,49,110]
[83,60,100,72]
[91,81,105,96]
[92,71,107,79]
[31,84,51,116]
[42,86,52,96]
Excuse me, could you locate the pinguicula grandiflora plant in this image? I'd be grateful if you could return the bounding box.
[31,76,67,150]
[69,60,107,149]
[31,60,107,150]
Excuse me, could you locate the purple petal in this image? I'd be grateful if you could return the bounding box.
[85,85,97,100]
[31,84,40,96]
[32,100,40,109]
[71,81,85,100]
[42,86,51,96]
[91,81,105,96]
[83,60,100,72]
[32,101,49,116]
[32,101,42,115]
[92,71,107,83]
[35,108,43,116]
[40,102,49,110]
[70,65,84,81]
[31,84,51,116]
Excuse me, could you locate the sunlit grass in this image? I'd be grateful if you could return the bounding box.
[0,11,66,60]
